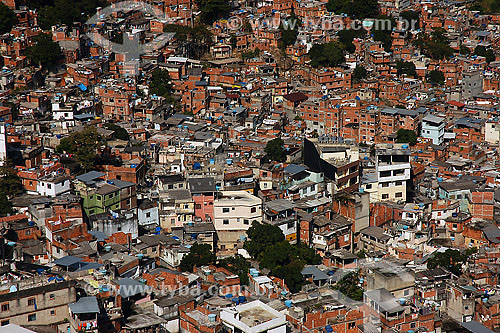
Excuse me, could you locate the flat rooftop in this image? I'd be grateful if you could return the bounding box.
[239,305,279,327]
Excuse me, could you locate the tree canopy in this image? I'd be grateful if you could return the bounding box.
[150,68,173,101]
[333,271,364,301]
[244,221,285,260]
[104,123,130,141]
[37,0,107,29]
[244,222,321,293]
[0,162,23,217]
[396,129,417,146]
[337,29,365,54]
[0,3,17,34]
[353,65,368,83]
[264,138,286,163]
[326,0,379,19]
[0,163,24,197]
[396,61,417,78]
[279,11,301,48]
[180,243,216,272]
[474,45,495,63]
[218,254,251,285]
[56,127,103,171]
[414,28,454,60]
[25,33,62,68]
[308,41,345,68]
[427,70,445,86]
[427,248,476,276]
[195,0,231,24]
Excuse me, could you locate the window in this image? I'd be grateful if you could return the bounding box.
[410,322,416,329]
[244,219,249,225]
[404,289,410,296]
[344,234,349,242]
[223,208,230,213]
[50,293,55,300]
[1,303,8,312]
[251,207,257,213]
[25,229,31,235]
[195,204,201,209]
[168,184,174,189]
[366,184,372,189]
[97,195,102,201]
[348,322,356,329]
[47,184,52,189]
[28,314,36,322]
[395,192,403,198]
[223,220,229,225]
[287,221,294,229]
[1,320,8,326]
[395,181,403,186]
[382,194,389,199]
[146,212,151,218]
[381,182,389,188]
[50,310,56,316]
[28,298,35,306]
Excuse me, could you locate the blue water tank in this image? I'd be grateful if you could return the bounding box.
[232,298,239,305]
[238,296,246,303]
[402,144,409,149]
[285,300,292,307]
[226,294,233,299]
[208,314,217,322]
[325,325,333,332]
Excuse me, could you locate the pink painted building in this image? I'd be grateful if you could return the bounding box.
[188,177,216,221]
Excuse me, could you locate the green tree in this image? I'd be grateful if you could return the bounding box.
[337,29,365,53]
[353,65,368,83]
[308,41,345,68]
[427,69,445,86]
[56,127,103,171]
[396,60,417,78]
[279,11,301,48]
[229,33,237,49]
[260,241,321,293]
[195,0,231,24]
[333,271,364,301]
[218,254,251,285]
[0,192,12,217]
[37,0,107,29]
[180,243,216,272]
[150,69,173,99]
[372,16,395,52]
[326,0,379,19]
[414,28,453,60]
[25,33,62,68]
[396,129,417,146]
[264,138,286,162]
[104,123,130,141]
[427,249,466,276]
[474,45,495,63]
[0,163,23,197]
[274,260,305,293]
[460,44,471,55]
[0,3,17,34]
[400,10,420,30]
[244,221,284,259]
